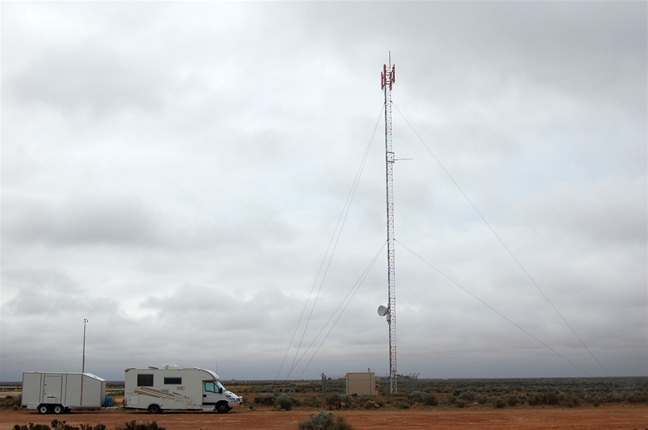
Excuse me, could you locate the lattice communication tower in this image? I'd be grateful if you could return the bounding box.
[381,54,397,395]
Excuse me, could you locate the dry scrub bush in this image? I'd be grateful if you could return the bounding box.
[114,422,166,430]
[1,395,22,410]
[274,395,299,411]
[12,421,164,430]
[298,411,354,430]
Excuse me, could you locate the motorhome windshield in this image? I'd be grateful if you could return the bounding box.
[204,381,226,393]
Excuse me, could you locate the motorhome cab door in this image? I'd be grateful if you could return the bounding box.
[203,381,225,404]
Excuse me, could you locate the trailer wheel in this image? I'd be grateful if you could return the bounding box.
[216,402,230,414]
[147,404,162,414]
[38,404,49,414]
[52,405,64,414]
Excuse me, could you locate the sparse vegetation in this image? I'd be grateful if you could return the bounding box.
[114,421,165,430]
[298,411,353,430]
[274,395,299,411]
[5,375,646,430]
[253,394,277,406]
[13,421,107,430]
[13,425,50,430]
[565,394,580,408]
[10,421,164,430]
[507,394,520,406]
[158,376,647,410]
[1,394,22,410]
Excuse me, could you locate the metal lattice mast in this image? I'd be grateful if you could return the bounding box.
[381,55,397,395]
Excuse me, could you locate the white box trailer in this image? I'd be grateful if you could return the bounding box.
[124,365,242,414]
[22,372,106,414]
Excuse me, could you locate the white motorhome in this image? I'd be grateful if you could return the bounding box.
[21,372,106,414]
[124,365,242,414]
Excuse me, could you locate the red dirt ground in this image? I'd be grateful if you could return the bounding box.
[0,405,646,430]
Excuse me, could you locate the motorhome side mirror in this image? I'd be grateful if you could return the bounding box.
[219,388,223,393]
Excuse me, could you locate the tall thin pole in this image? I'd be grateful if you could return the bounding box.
[381,54,397,395]
[81,318,88,406]
[82,318,88,373]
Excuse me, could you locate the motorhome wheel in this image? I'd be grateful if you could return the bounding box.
[53,405,63,414]
[216,402,229,414]
[147,404,162,414]
[37,405,49,414]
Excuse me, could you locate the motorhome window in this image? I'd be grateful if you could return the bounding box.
[204,382,216,393]
[137,374,154,387]
[164,377,182,385]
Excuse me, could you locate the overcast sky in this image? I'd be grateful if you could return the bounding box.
[1,1,646,382]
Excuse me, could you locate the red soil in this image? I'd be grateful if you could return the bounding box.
[0,404,646,430]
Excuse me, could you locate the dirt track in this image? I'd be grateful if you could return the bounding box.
[1,405,647,430]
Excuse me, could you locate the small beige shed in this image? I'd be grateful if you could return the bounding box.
[344,372,378,396]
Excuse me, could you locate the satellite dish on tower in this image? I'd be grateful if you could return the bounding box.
[377,305,388,317]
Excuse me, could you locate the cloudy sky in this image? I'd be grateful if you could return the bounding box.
[1,1,646,382]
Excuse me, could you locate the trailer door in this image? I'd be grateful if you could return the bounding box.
[44,375,62,404]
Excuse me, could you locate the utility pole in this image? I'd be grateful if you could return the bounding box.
[82,318,88,373]
[381,53,397,395]
[81,318,88,406]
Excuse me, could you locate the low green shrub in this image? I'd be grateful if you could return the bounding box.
[274,395,299,411]
[363,400,379,410]
[423,393,439,406]
[627,391,648,403]
[459,391,475,402]
[14,422,160,430]
[254,395,277,406]
[298,411,353,430]
[13,425,51,430]
[1,395,22,410]
[114,422,165,430]
[408,391,438,406]
[302,396,324,407]
[408,391,424,402]
[546,392,559,405]
[79,424,107,430]
[565,394,580,408]
[325,394,342,406]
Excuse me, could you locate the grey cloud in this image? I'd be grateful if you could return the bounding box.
[359,2,648,126]
[3,268,123,318]
[7,42,169,116]
[3,268,83,316]
[521,177,647,244]
[141,283,296,335]
[3,193,159,247]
